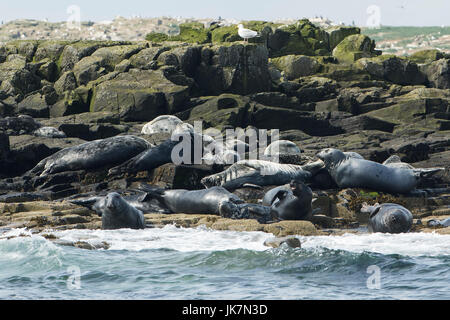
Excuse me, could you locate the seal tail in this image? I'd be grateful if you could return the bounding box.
[414,168,445,178]
[137,183,166,201]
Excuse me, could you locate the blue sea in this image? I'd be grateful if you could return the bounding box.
[0,225,449,299]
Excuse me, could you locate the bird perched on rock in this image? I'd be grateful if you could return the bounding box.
[238,24,259,43]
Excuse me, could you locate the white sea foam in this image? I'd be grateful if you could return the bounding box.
[2,227,449,256]
[49,225,272,252]
[299,232,450,257]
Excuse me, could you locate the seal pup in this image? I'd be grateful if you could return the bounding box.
[361,202,413,233]
[28,135,151,176]
[73,192,145,230]
[262,181,313,220]
[316,148,442,194]
[201,159,324,190]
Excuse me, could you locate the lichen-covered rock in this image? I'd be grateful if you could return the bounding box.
[268,19,330,58]
[54,71,78,94]
[356,55,426,85]
[332,34,378,64]
[194,43,271,95]
[17,92,50,118]
[421,58,450,89]
[0,54,41,98]
[171,22,211,44]
[409,49,446,64]
[270,54,320,80]
[90,68,189,120]
[326,26,361,50]
[180,94,251,130]
[49,87,90,117]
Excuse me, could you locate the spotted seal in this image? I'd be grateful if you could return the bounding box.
[201,159,324,190]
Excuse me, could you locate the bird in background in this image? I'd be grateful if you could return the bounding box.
[238,24,259,43]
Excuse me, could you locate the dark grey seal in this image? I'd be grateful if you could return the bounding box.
[28,135,151,176]
[72,192,145,230]
[262,181,313,220]
[361,202,413,233]
[316,148,443,194]
[139,183,275,223]
[201,159,324,190]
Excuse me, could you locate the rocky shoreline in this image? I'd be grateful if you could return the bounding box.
[1,19,449,242]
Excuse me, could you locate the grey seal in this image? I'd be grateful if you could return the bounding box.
[262,181,313,220]
[264,140,301,156]
[427,218,450,228]
[28,135,151,176]
[361,202,413,233]
[139,183,275,223]
[316,148,442,194]
[109,132,223,175]
[33,127,66,138]
[141,115,193,135]
[201,159,324,190]
[72,192,145,230]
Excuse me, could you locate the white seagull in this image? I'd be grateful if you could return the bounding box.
[238,24,259,43]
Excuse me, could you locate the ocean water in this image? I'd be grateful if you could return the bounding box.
[0,225,449,300]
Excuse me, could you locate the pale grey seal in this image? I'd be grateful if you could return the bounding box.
[141,115,193,135]
[201,159,324,190]
[28,135,151,176]
[75,192,146,230]
[316,148,442,194]
[361,202,413,233]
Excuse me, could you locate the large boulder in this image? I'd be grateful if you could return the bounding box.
[326,26,361,50]
[356,55,426,85]
[90,68,189,121]
[422,59,450,89]
[270,55,320,80]
[0,54,41,98]
[17,92,50,118]
[332,34,379,64]
[268,19,330,57]
[73,44,146,85]
[180,94,251,130]
[194,43,271,95]
[409,49,446,64]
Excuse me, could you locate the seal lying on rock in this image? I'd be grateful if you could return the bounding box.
[264,140,301,156]
[141,115,193,135]
[427,218,450,227]
[361,202,413,233]
[316,148,443,194]
[71,192,145,230]
[109,132,227,175]
[138,183,275,223]
[201,159,324,190]
[262,181,313,220]
[28,135,151,176]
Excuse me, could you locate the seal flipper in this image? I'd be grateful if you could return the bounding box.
[241,183,263,189]
[138,183,166,202]
[416,168,445,178]
[69,197,101,211]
